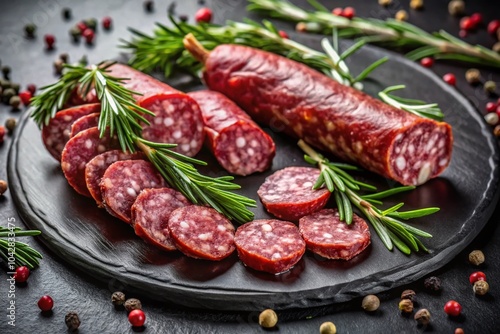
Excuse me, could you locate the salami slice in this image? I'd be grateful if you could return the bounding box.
[299,209,371,260]
[234,219,306,274]
[42,103,101,161]
[85,150,144,207]
[100,160,165,223]
[257,167,331,221]
[70,112,100,137]
[167,205,235,261]
[187,90,275,176]
[60,127,119,197]
[106,64,205,157]
[131,188,190,252]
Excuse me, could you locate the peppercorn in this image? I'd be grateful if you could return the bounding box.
[378,0,392,7]
[62,8,72,20]
[65,312,80,331]
[70,27,81,42]
[111,291,126,306]
[473,280,489,295]
[399,299,414,313]
[2,66,11,80]
[44,34,56,49]
[53,59,64,75]
[443,73,456,86]
[465,68,481,85]
[84,18,98,31]
[400,289,416,301]
[319,321,337,334]
[0,179,7,195]
[448,0,465,17]
[102,16,112,30]
[455,328,464,334]
[82,28,95,44]
[9,83,19,94]
[0,127,5,146]
[59,53,69,64]
[492,42,500,54]
[410,0,424,11]
[469,250,485,265]
[124,298,142,312]
[14,266,30,283]
[414,308,431,326]
[179,14,188,23]
[18,91,32,105]
[424,276,442,291]
[24,24,37,38]
[484,113,499,126]
[395,10,408,22]
[444,300,462,316]
[144,0,154,12]
[361,294,380,312]
[9,96,21,110]
[494,125,500,137]
[484,81,497,95]
[258,309,278,328]
[0,79,10,90]
[488,20,500,36]
[5,118,16,133]
[77,22,87,33]
[2,88,16,104]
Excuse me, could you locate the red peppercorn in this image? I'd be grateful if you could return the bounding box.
[18,90,32,105]
[102,16,112,30]
[82,28,95,44]
[460,17,474,31]
[497,105,500,117]
[469,271,486,284]
[487,20,500,35]
[77,21,87,33]
[38,295,54,311]
[343,7,356,19]
[470,13,483,27]
[14,266,30,283]
[278,30,289,39]
[44,34,55,49]
[128,309,146,327]
[195,7,212,23]
[420,57,434,68]
[443,73,456,86]
[0,126,5,144]
[27,84,36,95]
[332,7,343,16]
[444,300,462,317]
[486,102,497,113]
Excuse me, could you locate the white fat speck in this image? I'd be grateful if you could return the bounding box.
[264,194,281,201]
[217,225,226,232]
[250,139,258,148]
[63,129,70,138]
[63,115,72,121]
[262,224,272,232]
[163,117,174,126]
[408,144,415,154]
[201,243,211,251]
[395,133,403,142]
[180,221,190,229]
[271,253,281,260]
[395,147,401,154]
[173,130,182,139]
[154,118,163,125]
[198,233,212,241]
[190,139,199,148]
[217,245,228,252]
[303,181,312,188]
[438,139,445,148]
[439,158,448,166]
[417,162,432,184]
[236,137,246,148]
[181,144,190,152]
[431,148,437,155]
[247,148,255,156]
[97,145,106,153]
[323,233,333,238]
[396,156,406,170]
[229,153,240,164]
[127,188,137,197]
[96,159,105,167]
[84,139,93,149]
[167,104,175,113]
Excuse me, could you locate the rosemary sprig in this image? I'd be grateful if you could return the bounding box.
[0,227,43,269]
[30,63,256,224]
[299,140,436,254]
[248,0,500,68]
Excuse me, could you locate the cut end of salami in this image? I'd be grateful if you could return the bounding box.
[257,166,331,221]
[100,159,165,223]
[234,219,306,274]
[299,209,370,260]
[70,112,100,138]
[132,188,190,252]
[167,205,236,261]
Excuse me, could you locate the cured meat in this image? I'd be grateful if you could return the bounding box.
[42,103,101,161]
[100,160,165,223]
[187,90,275,176]
[106,64,205,157]
[85,150,144,207]
[234,219,306,274]
[184,38,453,186]
[131,188,190,252]
[60,127,119,197]
[299,209,371,260]
[167,206,235,261]
[70,112,100,137]
[257,167,331,221]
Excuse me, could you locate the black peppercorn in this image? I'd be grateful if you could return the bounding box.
[2,66,11,80]
[424,276,442,292]
[59,53,69,64]
[65,312,80,331]
[124,298,142,312]
[179,14,188,22]
[5,118,16,133]
[144,0,154,12]
[414,308,431,326]
[401,289,416,301]
[111,291,126,306]
[24,24,37,38]
[62,8,72,20]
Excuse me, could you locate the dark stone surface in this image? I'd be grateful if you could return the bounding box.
[0,0,499,333]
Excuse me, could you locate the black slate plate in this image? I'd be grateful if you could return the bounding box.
[8,38,500,311]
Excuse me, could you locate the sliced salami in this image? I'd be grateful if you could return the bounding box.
[234,219,306,274]
[167,205,235,261]
[187,90,275,176]
[100,160,165,223]
[60,127,119,197]
[299,209,371,260]
[257,166,331,221]
[131,188,190,252]
[42,103,101,161]
[85,150,144,207]
[70,112,100,137]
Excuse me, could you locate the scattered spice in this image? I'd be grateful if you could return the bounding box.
[70,26,81,42]
[469,271,486,284]
[0,179,7,195]
[24,24,36,38]
[400,289,416,301]
[460,17,474,31]
[44,34,56,49]
[378,0,392,7]
[470,13,483,27]
[332,8,343,16]
[111,291,126,306]
[420,57,434,68]
[195,7,213,23]
[465,68,480,85]
[258,309,278,328]
[5,118,16,133]
[493,42,500,54]
[395,10,408,22]
[443,73,456,86]
[62,8,72,20]
[361,295,380,312]
[494,125,500,137]
[179,14,188,22]
[59,53,69,64]
[10,83,20,94]
[486,103,497,113]
[455,328,465,334]
[83,28,95,44]
[102,16,112,30]
[487,20,500,36]
[424,276,442,291]
[18,91,32,105]
[84,18,98,31]
[444,300,462,316]
[78,55,88,66]
[473,280,489,295]
[343,7,356,20]
[13,266,30,283]
[484,113,498,126]
[2,66,11,80]
[124,298,142,312]
[278,30,289,39]
[468,250,485,265]
[319,321,337,334]
[398,299,414,313]
[144,0,154,12]
[9,96,21,110]
[3,88,16,104]
[65,312,80,331]
[409,0,424,11]
[484,81,497,95]
[128,309,146,327]
[414,308,431,326]
[448,0,465,16]
[77,22,88,33]
[53,59,64,75]
[37,295,54,312]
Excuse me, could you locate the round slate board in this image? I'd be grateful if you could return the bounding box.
[8,39,500,311]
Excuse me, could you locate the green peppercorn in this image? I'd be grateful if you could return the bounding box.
[465,68,481,85]
[2,66,11,80]
[24,24,37,38]
[9,95,21,109]
[362,295,380,312]
[5,118,16,133]
[84,18,98,31]
[70,26,81,42]
[2,88,16,104]
[53,59,64,75]
[0,79,11,90]
[473,280,489,295]
[10,82,20,94]
[484,81,497,95]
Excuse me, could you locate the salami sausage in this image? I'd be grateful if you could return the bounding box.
[299,209,370,260]
[131,188,190,252]
[60,127,119,197]
[187,90,275,176]
[70,112,99,137]
[257,167,331,221]
[184,38,453,186]
[167,205,235,261]
[234,219,306,274]
[100,160,165,223]
[85,150,144,207]
[42,103,101,161]
[106,64,205,157]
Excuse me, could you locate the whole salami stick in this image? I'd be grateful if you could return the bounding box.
[183,34,453,186]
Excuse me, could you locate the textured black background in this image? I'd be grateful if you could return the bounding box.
[1,0,500,333]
